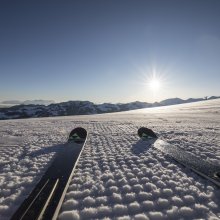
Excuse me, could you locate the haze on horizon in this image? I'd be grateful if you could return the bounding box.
[0,0,220,104]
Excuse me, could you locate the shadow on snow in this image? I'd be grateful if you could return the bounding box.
[131,139,157,155]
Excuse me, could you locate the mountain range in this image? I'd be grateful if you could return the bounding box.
[0,96,219,120]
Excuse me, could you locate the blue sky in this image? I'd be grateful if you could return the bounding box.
[0,0,220,103]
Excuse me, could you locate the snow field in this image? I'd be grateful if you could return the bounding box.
[0,99,219,219]
[59,121,220,219]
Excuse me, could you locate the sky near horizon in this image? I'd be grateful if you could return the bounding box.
[0,0,220,104]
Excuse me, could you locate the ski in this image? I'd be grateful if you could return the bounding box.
[138,127,220,188]
[11,127,87,220]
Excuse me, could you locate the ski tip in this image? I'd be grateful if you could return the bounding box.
[68,127,87,143]
[138,127,158,140]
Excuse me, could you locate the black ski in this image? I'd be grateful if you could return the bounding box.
[11,127,87,220]
[138,127,220,188]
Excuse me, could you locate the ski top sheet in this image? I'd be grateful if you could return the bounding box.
[138,127,220,188]
[11,127,87,220]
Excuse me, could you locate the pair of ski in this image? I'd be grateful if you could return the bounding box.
[11,127,220,220]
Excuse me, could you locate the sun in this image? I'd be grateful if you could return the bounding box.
[147,73,162,91]
[138,65,168,96]
[149,77,161,91]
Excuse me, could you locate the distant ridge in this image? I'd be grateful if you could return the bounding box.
[0,100,55,106]
[0,96,219,120]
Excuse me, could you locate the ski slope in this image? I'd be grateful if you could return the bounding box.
[0,99,220,219]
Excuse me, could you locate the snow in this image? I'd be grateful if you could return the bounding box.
[0,99,220,219]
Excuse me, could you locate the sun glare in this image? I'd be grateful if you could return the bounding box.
[149,77,161,91]
[138,65,168,99]
[147,70,163,91]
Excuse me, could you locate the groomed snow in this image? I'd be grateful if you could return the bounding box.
[0,99,220,219]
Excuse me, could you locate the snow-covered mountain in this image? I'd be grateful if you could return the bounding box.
[0,97,219,120]
[0,101,151,120]
[22,100,55,105]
